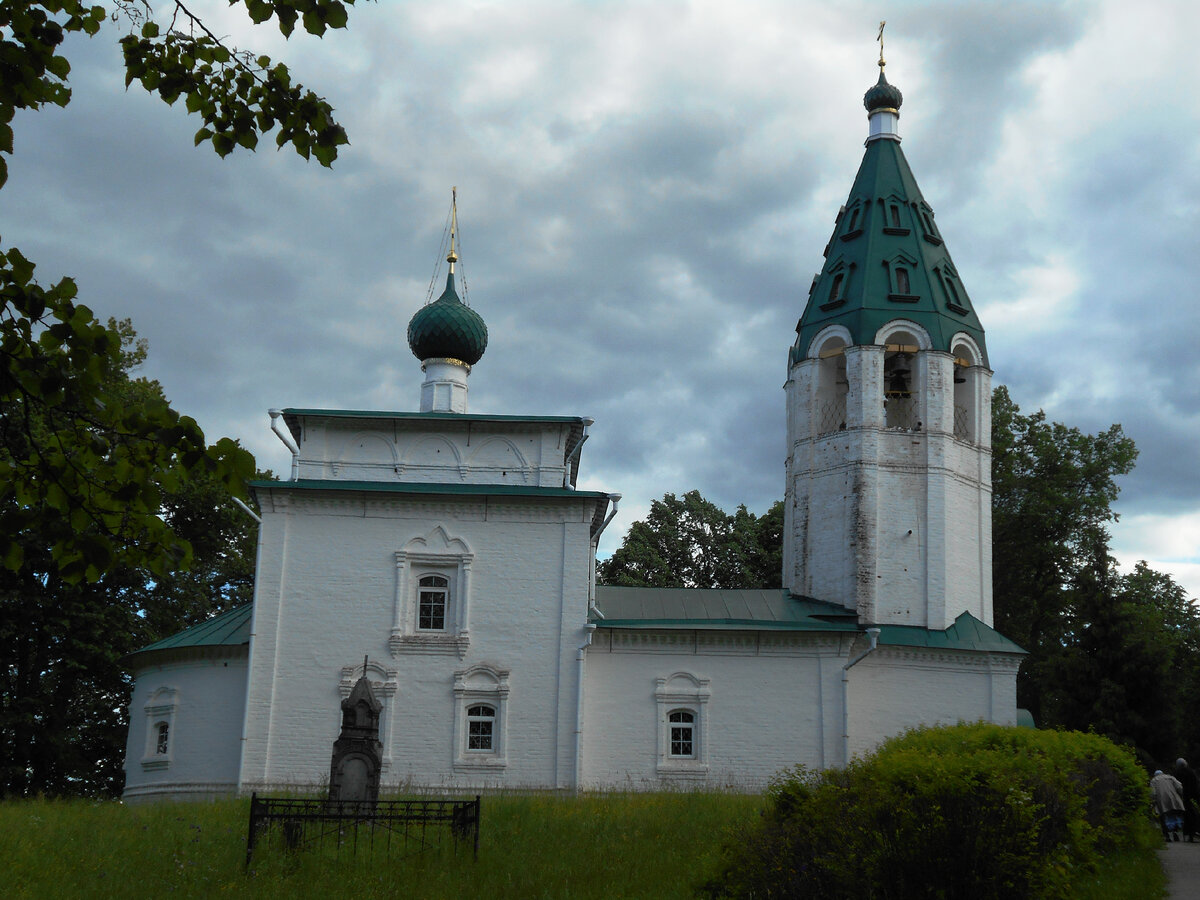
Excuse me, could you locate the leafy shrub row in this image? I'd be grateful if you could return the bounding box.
[702,723,1147,899]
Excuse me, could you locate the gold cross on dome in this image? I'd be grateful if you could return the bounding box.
[877,20,886,68]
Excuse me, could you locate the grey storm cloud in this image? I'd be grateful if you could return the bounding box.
[2,0,1198,595]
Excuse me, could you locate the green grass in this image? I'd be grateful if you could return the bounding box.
[3,791,760,899]
[0,792,1169,898]
[1070,819,1170,900]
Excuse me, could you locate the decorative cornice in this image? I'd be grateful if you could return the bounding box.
[389,633,470,658]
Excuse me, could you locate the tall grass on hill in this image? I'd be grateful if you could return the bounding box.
[3,790,760,899]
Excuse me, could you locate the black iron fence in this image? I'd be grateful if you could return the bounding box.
[245,793,480,868]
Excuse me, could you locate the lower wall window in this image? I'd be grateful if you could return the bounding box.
[141,686,179,771]
[668,710,695,758]
[655,672,711,778]
[466,705,495,752]
[452,665,510,771]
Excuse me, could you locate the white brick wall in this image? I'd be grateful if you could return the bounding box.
[239,488,600,792]
[122,651,247,803]
[786,338,995,629]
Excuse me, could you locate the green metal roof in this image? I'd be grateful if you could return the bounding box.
[591,587,860,632]
[875,611,1025,653]
[592,587,1024,653]
[251,478,611,500]
[282,408,586,426]
[793,136,987,365]
[127,604,252,661]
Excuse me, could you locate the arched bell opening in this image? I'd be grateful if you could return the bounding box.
[814,334,849,435]
[882,329,922,430]
[951,337,982,444]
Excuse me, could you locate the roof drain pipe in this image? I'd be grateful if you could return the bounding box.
[562,417,594,488]
[588,493,621,619]
[232,496,262,524]
[841,627,881,766]
[573,623,597,792]
[269,409,300,481]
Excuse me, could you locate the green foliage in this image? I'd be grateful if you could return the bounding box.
[0,1,356,579]
[3,791,761,898]
[991,385,1200,763]
[0,2,355,188]
[0,0,353,798]
[703,723,1155,900]
[0,321,263,797]
[598,490,783,589]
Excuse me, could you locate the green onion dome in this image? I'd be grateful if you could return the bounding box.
[407,272,488,365]
[864,70,903,114]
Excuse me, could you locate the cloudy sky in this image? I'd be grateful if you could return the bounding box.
[4,0,1199,598]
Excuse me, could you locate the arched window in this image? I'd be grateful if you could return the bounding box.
[668,710,695,758]
[417,575,448,631]
[895,267,910,295]
[814,333,849,435]
[453,665,510,770]
[952,339,981,444]
[882,328,922,430]
[890,205,901,228]
[846,207,860,232]
[155,722,169,756]
[466,704,496,752]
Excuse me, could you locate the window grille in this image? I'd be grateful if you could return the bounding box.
[417,575,448,630]
[156,722,169,755]
[817,399,847,435]
[668,710,695,758]
[466,705,495,751]
[884,394,920,430]
[954,405,970,441]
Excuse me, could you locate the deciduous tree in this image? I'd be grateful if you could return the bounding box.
[1,1,357,580]
[0,321,264,797]
[597,491,782,589]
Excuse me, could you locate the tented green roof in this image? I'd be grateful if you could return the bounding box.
[793,136,987,365]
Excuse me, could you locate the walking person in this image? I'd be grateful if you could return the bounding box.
[1175,759,1200,842]
[1152,768,1186,842]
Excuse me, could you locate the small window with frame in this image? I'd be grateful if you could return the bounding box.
[417,574,448,631]
[155,722,170,756]
[668,710,696,758]
[466,704,495,752]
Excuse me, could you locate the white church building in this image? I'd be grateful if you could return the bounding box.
[122,61,1024,803]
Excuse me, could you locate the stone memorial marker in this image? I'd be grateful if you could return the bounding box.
[327,659,383,812]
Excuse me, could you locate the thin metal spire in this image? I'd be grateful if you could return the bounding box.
[877,20,886,70]
[447,186,459,273]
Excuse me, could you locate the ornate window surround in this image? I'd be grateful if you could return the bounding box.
[655,672,711,779]
[390,526,474,658]
[141,685,179,771]
[452,664,510,772]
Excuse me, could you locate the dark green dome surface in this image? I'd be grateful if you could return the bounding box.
[407,272,488,364]
[864,70,903,113]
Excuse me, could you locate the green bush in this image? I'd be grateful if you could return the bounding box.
[701,723,1148,900]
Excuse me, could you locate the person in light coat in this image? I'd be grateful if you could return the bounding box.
[1152,768,1186,842]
